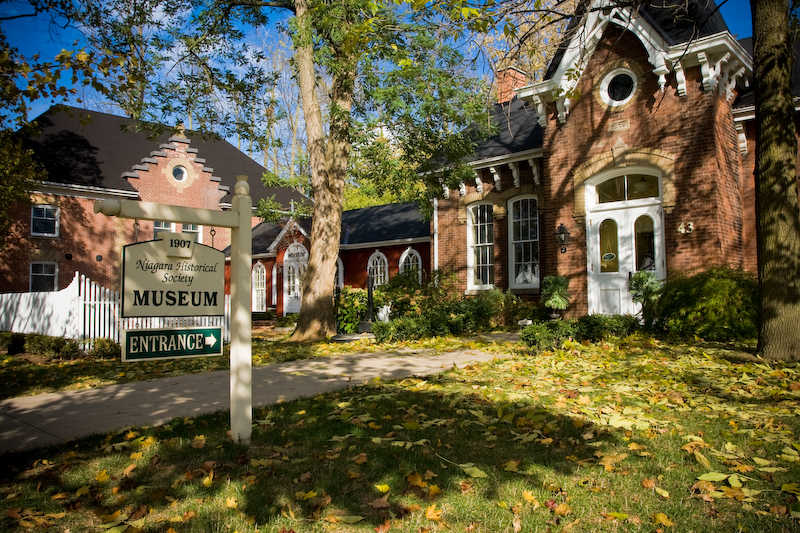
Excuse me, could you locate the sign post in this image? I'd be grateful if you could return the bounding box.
[95,176,253,443]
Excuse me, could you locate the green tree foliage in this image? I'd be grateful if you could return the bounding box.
[0,131,46,246]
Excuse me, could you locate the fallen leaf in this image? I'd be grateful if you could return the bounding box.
[375,484,391,493]
[651,512,674,526]
[374,519,391,533]
[425,504,442,522]
[95,470,110,483]
[641,478,656,489]
[369,494,391,509]
[191,435,206,449]
[226,497,238,508]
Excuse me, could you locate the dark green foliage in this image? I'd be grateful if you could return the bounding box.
[276,314,300,328]
[335,287,388,334]
[371,317,431,343]
[520,319,578,351]
[541,275,570,310]
[252,310,275,321]
[89,338,122,359]
[576,314,640,343]
[629,270,660,325]
[59,339,85,360]
[24,333,66,357]
[0,331,26,354]
[652,267,758,341]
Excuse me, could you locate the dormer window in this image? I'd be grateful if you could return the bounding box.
[600,68,637,108]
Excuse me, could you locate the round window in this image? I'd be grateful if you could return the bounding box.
[173,165,188,182]
[600,68,637,107]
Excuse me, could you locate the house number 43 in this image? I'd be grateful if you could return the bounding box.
[678,222,694,234]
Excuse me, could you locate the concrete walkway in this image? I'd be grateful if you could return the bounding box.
[0,334,517,454]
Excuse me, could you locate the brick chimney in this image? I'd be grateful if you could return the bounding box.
[497,67,528,104]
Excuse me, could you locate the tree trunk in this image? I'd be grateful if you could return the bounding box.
[752,0,800,361]
[288,0,353,342]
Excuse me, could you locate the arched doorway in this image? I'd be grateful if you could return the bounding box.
[586,171,665,315]
[283,242,308,315]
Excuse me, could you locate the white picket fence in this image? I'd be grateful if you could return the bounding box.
[0,272,231,347]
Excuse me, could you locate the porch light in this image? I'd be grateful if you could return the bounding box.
[554,223,570,254]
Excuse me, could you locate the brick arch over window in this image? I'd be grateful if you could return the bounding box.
[572,147,676,222]
[456,183,539,224]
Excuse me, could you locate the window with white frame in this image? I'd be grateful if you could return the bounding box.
[182,223,201,243]
[154,221,174,238]
[367,251,389,287]
[287,264,300,300]
[31,205,59,237]
[252,262,266,312]
[467,203,494,289]
[30,262,57,292]
[508,196,540,288]
[335,257,344,288]
[399,247,423,282]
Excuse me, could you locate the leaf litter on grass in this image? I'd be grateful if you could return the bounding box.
[1,337,799,532]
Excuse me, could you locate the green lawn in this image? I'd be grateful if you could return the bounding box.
[1,335,798,532]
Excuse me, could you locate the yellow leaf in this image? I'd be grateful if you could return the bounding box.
[423,470,438,480]
[554,503,571,516]
[202,473,213,487]
[76,485,90,497]
[226,497,238,508]
[651,512,674,526]
[347,469,360,479]
[655,487,670,499]
[694,450,713,470]
[375,484,391,493]
[168,515,183,522]
[522,491,539,507]
[124,464,137,477]
[427,484,442,498]
[95,470,110,483]
[130,452,143,460]
[504,460,520,472]
[354,453,368,464]
[408,472,427,488]
[191,435,206,449]
[598,453,628,471]
[425,504,442,522]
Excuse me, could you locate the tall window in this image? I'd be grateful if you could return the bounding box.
[468,203,494,289]
[509,197,539,288]
[252,262,266,312]
[31,205,59,237]
[154,221,174,238]
[367,251,389,287]
[287,265,300,300]
[182,223,201,243]
[30,262,57,292]
[399,247,423,281]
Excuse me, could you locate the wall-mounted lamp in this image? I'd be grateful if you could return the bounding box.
[554,223,571,254]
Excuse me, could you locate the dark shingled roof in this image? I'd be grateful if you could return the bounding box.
[466,97,543,162]
[23,106,306,208]
[340,202,429,245]
[545,0,729,81]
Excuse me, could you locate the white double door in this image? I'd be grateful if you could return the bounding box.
[587,204,665,316]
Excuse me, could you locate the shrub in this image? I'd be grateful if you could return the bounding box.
[24,333,66,357]
[276,314,299,328]
[59,339,85,360]
[0,331,26,354]
[652,267,757,341]
[577,314,640,342]
[520,319,578,351]
[372,317,432,343]
[252,310,275,321]
[629,270,661,325]
[90,338,122,359]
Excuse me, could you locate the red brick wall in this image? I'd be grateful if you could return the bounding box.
[435,24,750,317]
[0,135,238,294]
[340,243,431,288]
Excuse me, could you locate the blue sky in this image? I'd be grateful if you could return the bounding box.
[719,0,752,39]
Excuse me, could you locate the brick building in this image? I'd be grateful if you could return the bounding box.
[432,0,771,317]
[0,106,305,294]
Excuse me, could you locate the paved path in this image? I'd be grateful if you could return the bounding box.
[0,335,517,454]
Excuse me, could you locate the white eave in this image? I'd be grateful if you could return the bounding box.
[32,181,140,200]
[339,236,430,251]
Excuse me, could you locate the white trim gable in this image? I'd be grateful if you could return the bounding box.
[266,218,310,254]
[518,0,753,124]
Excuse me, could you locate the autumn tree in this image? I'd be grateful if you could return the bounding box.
[751,0,800,361]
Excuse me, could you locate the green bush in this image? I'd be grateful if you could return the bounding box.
[90,338,121,359]
[59,339,85,360]
[372,317,432,343]
[0,331,26,354]
[629,270,661,325]
[652,267,757,341]
[24,333,66,357]
[577,314,640,342]
[276,314,299,328]
[541,275,570,311]
[252,310,275,321]
[520,319,578,351]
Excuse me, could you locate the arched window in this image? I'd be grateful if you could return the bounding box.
[467,203,494,289]
[508,196,539,289]
[367,251,389,287]
[335,257,344,288]
[252,262,266,312]
[399,247,423,281]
